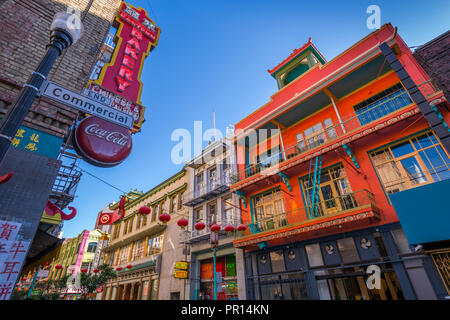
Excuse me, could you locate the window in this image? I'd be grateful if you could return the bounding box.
[208,202,217,224]
[337,238,360,263]
[390,228,412,255]
[208,167,217,189]
[147,233,164,256]
[253,188,285,231]
[296,118,337,155]
[196,173,204,191]
[132,240,145,261]
[223,197,234,225]
[86,242,97,253]
[370,131,450,194]
[117,244,131,264]
[301,164,353,217]
[194,207,203,223]
[270,250,286,273]
[305,243,324,267]
[354,83,412,125]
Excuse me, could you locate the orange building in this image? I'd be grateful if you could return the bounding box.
[231,24,450,300]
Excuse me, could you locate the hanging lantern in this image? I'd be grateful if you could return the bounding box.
[177,218,188,229]
[224,225,235,234]
[22,277,27,282]
[17,288,22,292]
[116,267,122,272]
[93,268,99,274]
[211,224,221,233]
[159,213,171,224]
[81,268,88,273]
[126,264,133,270]
[237,224,247,233]
[55,265,62,270]
[194,222,205,231]
[139,206,151,215]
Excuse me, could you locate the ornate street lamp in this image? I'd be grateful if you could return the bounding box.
[0,11,83,165]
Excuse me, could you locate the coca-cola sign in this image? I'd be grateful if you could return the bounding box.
[73,116,133,167]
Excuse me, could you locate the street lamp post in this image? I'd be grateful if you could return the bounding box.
[0,12,83,165]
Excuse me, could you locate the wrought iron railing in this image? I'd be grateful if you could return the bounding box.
[231,80,440,184]
[239,189,378,237]
[49,153,82,209]
[184,171,232,205]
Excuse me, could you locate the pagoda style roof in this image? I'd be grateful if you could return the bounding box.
[267,38,327,77]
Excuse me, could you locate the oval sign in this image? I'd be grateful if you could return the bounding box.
[73,116,132,167]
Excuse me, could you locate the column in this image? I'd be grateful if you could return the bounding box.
[235,248,247,300]
[130,282,136,300]
[381,229,417,300]
[137,279,143,300]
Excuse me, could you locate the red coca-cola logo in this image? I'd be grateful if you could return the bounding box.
[73,117,133,167]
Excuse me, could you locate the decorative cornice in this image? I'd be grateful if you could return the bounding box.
[234,210,379,248]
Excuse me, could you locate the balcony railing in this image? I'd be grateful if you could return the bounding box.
[184,172,232,206]
[240,189,378,237]
[231,80,439,185]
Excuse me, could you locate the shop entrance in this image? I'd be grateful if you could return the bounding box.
[315,264,405,300]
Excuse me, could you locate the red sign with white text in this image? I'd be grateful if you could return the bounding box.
[73,117,133,167]
[92,1,160,133]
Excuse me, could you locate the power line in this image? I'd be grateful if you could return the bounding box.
[76,165,127,195]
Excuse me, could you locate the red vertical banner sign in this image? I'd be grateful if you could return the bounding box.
[91,1,161,133]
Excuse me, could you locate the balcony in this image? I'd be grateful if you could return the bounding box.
[234,190,381,248]
[231,80,439,187]
[184,172,232,206]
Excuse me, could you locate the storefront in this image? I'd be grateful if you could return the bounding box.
[198,254,239,300]
[244,224,442,300]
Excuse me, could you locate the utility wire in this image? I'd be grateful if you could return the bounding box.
[76,165,127,195]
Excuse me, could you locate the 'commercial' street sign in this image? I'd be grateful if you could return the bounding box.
[42,82,134,130]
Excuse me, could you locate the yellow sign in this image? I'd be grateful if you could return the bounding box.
[175,261,189,270]
[174,270,188,279]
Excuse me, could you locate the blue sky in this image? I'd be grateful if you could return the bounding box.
[63,0,450,238]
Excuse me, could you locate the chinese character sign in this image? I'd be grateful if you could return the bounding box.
[0,120,63,159]
[0,220,31,300]
[94,1,160,108]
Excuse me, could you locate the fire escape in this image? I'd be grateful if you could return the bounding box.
[49,151,82,210]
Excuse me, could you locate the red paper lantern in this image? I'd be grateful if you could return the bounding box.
[17,288,22,292]
[177,218,188,229]
[159,213,171,223]
[126,264,133,269]
[22,277,27,282]
[211,224,221,233]
[81,268,88,273]
[194,222,205,231]
[224,225,235,234]
[139,206,151,215]
[237,224,247,232]
[116,267,122,271]
[93,268,99,274]
[55,265,62,270]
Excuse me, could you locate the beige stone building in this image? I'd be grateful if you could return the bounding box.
[101,169,189,300]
